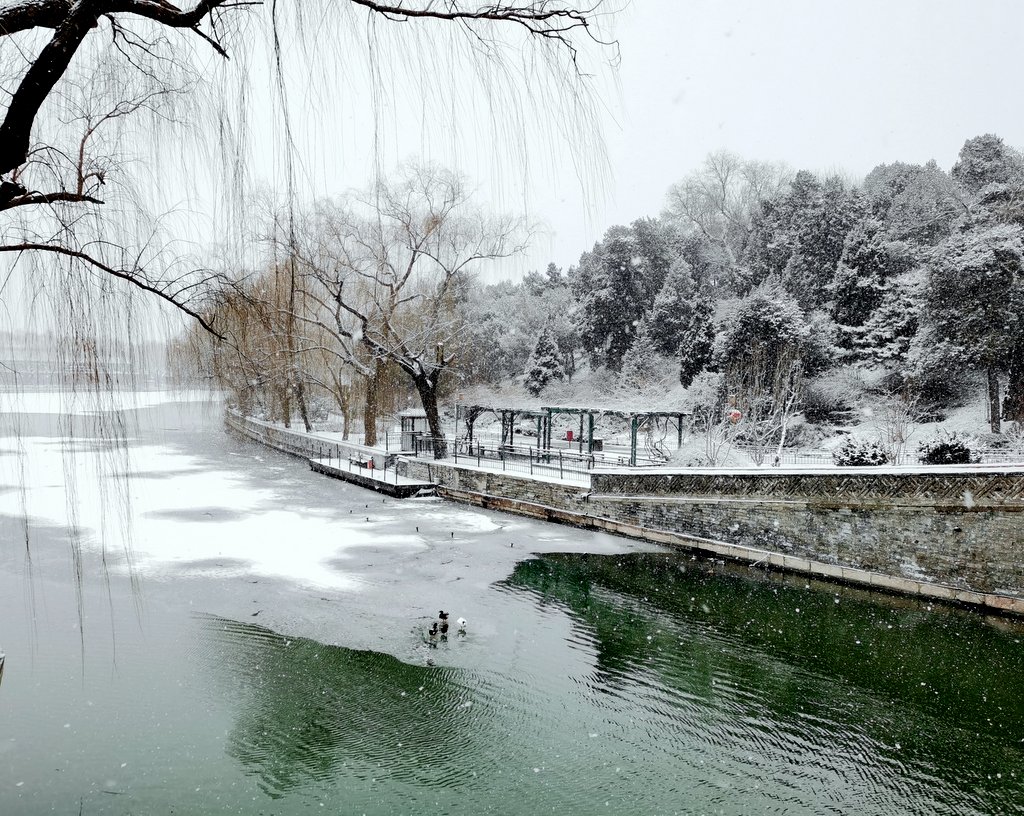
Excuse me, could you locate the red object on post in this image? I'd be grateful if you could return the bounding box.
[566,430,574,442]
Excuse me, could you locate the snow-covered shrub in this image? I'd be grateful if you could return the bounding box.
[781,416,822,449]
[917,432,980,465]
[832,436,890,466]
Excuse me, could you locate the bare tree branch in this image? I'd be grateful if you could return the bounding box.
[0,241,225,337]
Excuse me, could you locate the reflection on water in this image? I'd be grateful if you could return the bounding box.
[190,554,1024,816]
[502,552,1024,815]
[199,614,474,798]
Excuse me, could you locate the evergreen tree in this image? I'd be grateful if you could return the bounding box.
[647,258,701,354]
[642,257,715,386]
[864,160,961,245]
[829,218,916,355]
[620,322,662,390]
[855,282,920,365]
[523,328,565,396]
[678,308,716,388]
[571,218,681,371]
[926,224,1024,432]
[745,171,860,309]
[952,134,1024,194]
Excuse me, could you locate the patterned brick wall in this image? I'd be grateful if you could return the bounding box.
[592,470,1024,594]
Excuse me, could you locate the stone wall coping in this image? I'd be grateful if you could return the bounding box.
[594,463,1024,477]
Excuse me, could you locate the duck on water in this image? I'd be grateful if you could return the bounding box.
[424,611,467,647]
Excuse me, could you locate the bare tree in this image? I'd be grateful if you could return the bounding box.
[873,390,921,465]
[290,165,527,458]
[664,150,792,274]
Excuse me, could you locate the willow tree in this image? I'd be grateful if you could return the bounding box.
[1,1,615,352]
[0,0,615,596]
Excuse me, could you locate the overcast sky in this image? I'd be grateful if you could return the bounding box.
[515,0,1023,273]
[199,0,1024,283]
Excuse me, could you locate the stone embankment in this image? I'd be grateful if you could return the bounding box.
[227,412,1024,616]
[402,458,1024,617]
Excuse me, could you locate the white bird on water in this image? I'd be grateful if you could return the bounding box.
[456,617,467,634]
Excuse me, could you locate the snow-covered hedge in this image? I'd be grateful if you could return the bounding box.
[917,431,981,465]
[832,436,889,466]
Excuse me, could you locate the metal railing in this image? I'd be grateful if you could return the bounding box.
[411,436,595,482]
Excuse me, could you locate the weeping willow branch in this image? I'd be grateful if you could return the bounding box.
[0,241,225,337]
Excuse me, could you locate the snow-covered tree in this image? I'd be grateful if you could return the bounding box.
[664,151,791,285]
[292,165,527,457]
[830,220,917,358]
[715,285,827,461]
[645,258,699,343]
[678,318,715,388]
[619,321,664,390]
[571,218,681,371]
[854,280,920,366]
[524,327,565,396]
[863,160,963,246]
[952,134,1024,195]
[926,224,1024,432]
[830,220,906,325]
[744,171,861,309]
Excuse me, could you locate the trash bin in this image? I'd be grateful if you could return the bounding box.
[566,430,574,442]
[591,438,604,452]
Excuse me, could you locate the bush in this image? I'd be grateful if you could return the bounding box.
[917,432,980,465]
[832,436,889,466]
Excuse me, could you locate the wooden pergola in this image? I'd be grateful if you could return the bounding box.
[542,406,689,465]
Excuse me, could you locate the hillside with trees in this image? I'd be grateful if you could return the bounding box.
[192,135,1024,462]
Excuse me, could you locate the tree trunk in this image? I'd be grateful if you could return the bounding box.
[362,363,382,447]
[279,385,291,428]
[334,384,351,441]
[988,366,1002,434]
[413,373,447,459]
[295,379,312,432]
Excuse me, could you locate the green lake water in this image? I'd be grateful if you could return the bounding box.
[1,396,1022,815]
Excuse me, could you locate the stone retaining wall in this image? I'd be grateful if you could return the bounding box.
[403,458,1024,615]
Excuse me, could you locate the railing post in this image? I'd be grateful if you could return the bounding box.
[529,447,533,475]
[559,450,563,480]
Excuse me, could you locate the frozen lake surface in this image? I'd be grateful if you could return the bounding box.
[1,394,1023,815]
